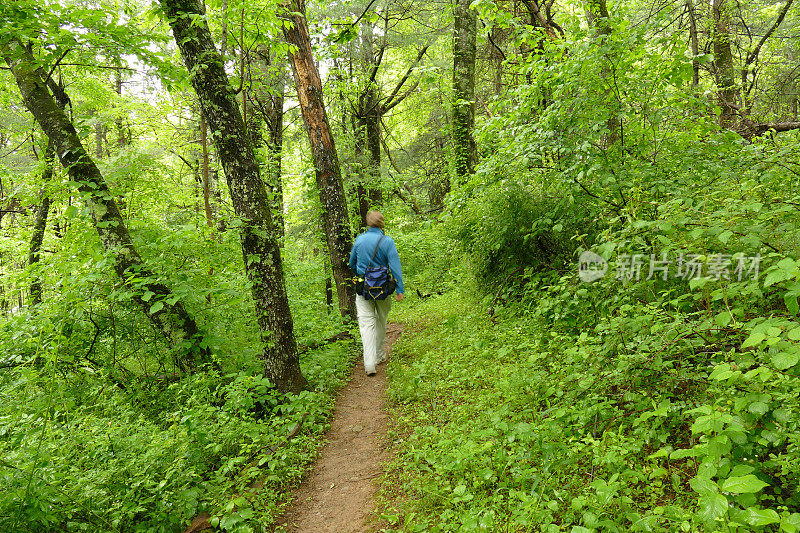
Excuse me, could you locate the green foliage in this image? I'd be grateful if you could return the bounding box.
[381,2,800,530]
[448,180,589,287]
[0,339,354,532]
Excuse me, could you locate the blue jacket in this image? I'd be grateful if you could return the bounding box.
[349,227,405,294]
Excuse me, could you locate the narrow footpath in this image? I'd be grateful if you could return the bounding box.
[275,323,404,532]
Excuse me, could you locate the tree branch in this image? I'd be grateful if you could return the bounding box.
[380,44,430,112]
[748,121,800,137]
[367,42,386,85]
[745,0,794,67]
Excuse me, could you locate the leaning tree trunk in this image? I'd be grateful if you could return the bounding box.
[453,0,477,182]
[282,0,356,320]
[161,0,307,393]
[28,139,54,306]
[4,40,212,372]
[247,44,286,239]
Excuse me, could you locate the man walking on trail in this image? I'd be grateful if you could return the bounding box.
[349,210,405,376]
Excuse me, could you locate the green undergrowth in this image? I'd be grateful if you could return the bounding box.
[381,274,800,532]
[0,338,356,533]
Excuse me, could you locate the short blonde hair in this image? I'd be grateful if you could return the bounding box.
[366,210,385,229]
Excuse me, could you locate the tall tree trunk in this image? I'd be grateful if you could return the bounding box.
[453,0,477,182]
[686,0,700,88]
[4,40,212,372]
[711,0,739,130]
[365,101,382,207]
[353,108,373,229]
[161,0,307,392]
[94,121,105,159]
[114,66,128,147]
[248,44,286,239]
[586,0,620,147]
[200,109,214,227]
[356,24,382,226]
[28,139,54,306]
[282,0,356,320]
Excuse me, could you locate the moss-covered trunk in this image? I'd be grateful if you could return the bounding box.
[4,40,212,372]
[161,0,307,393]
[453,0,477,182]
[282,0,356,320]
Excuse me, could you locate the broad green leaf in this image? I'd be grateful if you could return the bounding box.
[720,475,769,494]
[689,476,718,495]
[781,513,800,533]
[745,508,779,527]
[742,331,764,349]
[772,352,800,370]
[715,312,732,327]
[699,493,728,522]
[149,301,164,314]
[748,401,769,415]
[786,294,800,315]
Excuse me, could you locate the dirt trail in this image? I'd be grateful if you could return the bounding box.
[275,323,403,533]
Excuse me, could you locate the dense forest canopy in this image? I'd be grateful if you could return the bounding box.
[1,0,800,530]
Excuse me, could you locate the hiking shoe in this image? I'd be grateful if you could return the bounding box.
[366,368,377,376]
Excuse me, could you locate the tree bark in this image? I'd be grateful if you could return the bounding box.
[711,0,739,130]
[282,0,356,320]
[4,40,212,372]
[586,0,620,147]
[453,0,477,182]
[28,139,54,306]
[247,44,286,239]
[200,109,214,227]
[354,24,383,228]
[685,0,700,88]
[160,0,307,392]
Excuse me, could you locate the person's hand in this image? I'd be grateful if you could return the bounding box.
[394,293,404,302]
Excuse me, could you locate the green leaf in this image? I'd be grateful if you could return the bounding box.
[715,312,732,327]
[720,475,769,494]
[149,301,164,314]
[786,293,800,315]
[670,448,699,460]
[748,401,769,416]
[772,352,800,370]
[742,331,764,349]
[709,364,735,381]
[781,513,800,533]
[690,277,708,290]
[788,327,800,341]
[699,493,728,522]
[745,508,779,527]
[689,476,718,495]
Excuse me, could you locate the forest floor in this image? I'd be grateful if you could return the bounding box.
[274,323,404,532]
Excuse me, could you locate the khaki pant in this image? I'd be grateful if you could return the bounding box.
[355,294,392,373]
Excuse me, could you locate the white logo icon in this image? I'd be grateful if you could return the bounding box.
[578,251,608,282]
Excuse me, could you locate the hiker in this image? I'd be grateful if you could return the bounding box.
[348,210,405,376]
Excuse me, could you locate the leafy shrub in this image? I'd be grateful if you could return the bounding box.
[448,180,591,288]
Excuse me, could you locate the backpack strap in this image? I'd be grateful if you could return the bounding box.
[367,235,385,268]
